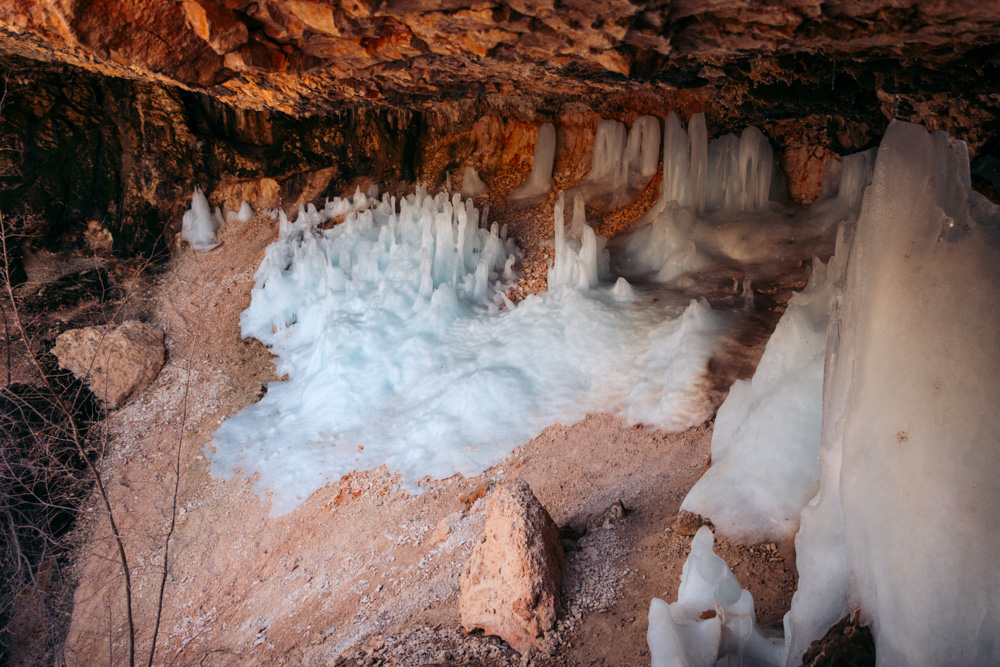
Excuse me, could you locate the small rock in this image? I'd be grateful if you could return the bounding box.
[429,511,464,545]
[586,499,628,533]
[675,510,713,537]
[51,321,165,408]
[460,480,564,654]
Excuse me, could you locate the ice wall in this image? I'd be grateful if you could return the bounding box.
[211,187,728,515]
[182,186,223,251]
[680,230,849,543]
[510,123,556,206]
[648,527,785,667]
[787,120,1000,665]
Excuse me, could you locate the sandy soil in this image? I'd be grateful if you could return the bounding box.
[40,171,809,666]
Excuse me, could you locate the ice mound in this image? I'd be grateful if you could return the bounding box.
[647,527,785,667]
[210,186,728,515]
[680,229,849,543]
[786,120,1000,665]
[181,186,223,251]
[510,122,556,207]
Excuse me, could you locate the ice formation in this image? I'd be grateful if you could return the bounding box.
[509,122,556,206]
[618,113,872,283]
[226,199,255,223]
[647,527,785,667]
[680,233,848,543]
[571,116,661,210]
[210,186,728,514]
[459,166,489,198]
[786,120,1000,666]
[181,186,223,251]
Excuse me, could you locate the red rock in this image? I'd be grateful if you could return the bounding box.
[460,480,564,654]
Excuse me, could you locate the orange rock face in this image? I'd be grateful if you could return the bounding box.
[1,0,999,115]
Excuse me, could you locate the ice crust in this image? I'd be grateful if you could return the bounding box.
[680,232,848,543]
[647,527,785,667]
[210,186,728,515]
[786,120,1000,666]
[510,123,556,206]
[182,186,223,251]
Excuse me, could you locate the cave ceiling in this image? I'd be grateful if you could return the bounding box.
[0,0,998,116]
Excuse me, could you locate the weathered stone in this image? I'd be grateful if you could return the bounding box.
[460,480,563,654]
[781,145,835,204]
[51,321,165,409]
[802,614,877,666]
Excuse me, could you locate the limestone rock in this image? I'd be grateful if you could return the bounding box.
[51,321,165,409]
[460,480,563,654]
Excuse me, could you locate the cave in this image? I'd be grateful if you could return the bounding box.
[0,2,998,666]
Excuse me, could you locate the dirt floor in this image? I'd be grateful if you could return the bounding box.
[5,168,815,666]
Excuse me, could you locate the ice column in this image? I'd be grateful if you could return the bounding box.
[788,120,1000,666]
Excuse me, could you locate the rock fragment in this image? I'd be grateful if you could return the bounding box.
[51,321,165,408]
[460,480,563,654]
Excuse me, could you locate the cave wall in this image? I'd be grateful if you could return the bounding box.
[0,48,998,260]
[0,56,426,257]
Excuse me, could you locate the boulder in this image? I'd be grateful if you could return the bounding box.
[460,480,563,654]
[51,321,165,409]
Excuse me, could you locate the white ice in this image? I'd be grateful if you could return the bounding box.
[648,527,785,667]
[226,199,255,223]
[182,186,222,251]
[680,230,849,543]
[787,120,1000,666]
[510,123,556,207]
[617,113,873,283]
[460,166,489,198]
[571,116,661,210]
[209,186,728,515]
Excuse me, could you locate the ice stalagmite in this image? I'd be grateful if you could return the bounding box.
[510,123,556,207]
[787,120,1000,666]
[460,166,489,198]
[647,527,785,667]
[182,186,223,251]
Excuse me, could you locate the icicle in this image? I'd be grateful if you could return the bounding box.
[689,113,709,214]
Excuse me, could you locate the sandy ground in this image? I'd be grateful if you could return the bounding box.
[13,170,811,666]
